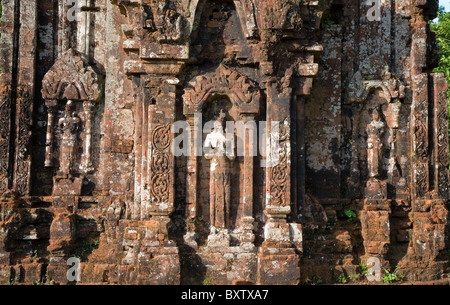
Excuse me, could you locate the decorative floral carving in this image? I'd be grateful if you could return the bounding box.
[0,83,11,181]
[183,65,260,115]
[414,163,428,198]
[41,48,101,102]
[413,98,428,158]
[41,48,103,176]
[149,124,172,205]
[152,124,171,151]
[14,86,33,195]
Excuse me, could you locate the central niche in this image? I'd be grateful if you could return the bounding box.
[181,0,261,249]
[199,96,241,237]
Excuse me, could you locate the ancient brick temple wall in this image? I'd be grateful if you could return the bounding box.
[0,0,448,285]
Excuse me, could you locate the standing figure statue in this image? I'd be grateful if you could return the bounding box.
[366,108,385,178]
[204,110,235,230]
[58,100,81,176]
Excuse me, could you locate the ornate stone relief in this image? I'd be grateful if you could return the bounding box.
[183,64,261,115]
[41,48,102,177]
[347,55,406,188]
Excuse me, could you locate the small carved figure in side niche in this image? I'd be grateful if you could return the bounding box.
[158,5,182,43]
[58,100,81,177]
[143,5,156,31]
[204,109,235,231]
[367,108,385,179]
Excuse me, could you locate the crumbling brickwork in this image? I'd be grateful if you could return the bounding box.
[0,0,448,285]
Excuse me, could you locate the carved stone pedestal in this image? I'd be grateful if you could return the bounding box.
[257,221,303,285]
[47,257,71,284]
[183,229,198,249]
[119,219,180,285]
[199,246,257,285]
[207,227,231,248]
[257,247,300,285]
[52,177,83,197]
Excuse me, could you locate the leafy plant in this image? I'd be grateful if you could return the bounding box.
[430,6,450,167]
[83,239,99,252]
[382,266,403,284]
[9,277,18,285]
[202,273,212,285]
[304,276,322,285]
[359,260,369,277]
[431,7,450,98]
[349,273,361,281]
[382,269,397,283]
[336,273,347,284]
[31,250,38,262]
[344,210,357,223]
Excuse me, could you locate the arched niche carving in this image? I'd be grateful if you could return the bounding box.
[182,64,260,247]
[347,55,406,190]
[187,0,258,39]
[182,64,261,116]
[42,49,102,102]
[347,55,405,104]
[41,48,103,176]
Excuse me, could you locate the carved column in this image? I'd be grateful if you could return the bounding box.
[13,86,33,195]
[143,76,177,222]
[264,79,292,244]
[432,73,449,198]
[240,113,256,249]
[412,73,429,199]
[81,101,95,174]
[0,83,12,194]
[258,75,300,285]
[59,0,73,56]
[44,100,57,168]
[184,114,199,248]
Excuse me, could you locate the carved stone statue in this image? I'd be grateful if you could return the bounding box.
[204,110,235,230]
[367,108,385,179]
[58,100,81,176]
[158,6,182,43]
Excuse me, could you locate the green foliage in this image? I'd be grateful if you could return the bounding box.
[430,7,450,166]
[304,276,322,285]
[344,209,357,223]
[382,269,397,283]
[382,266,403,284]
[31,249,38,262]
[358,260,369,277]
[336,273,347,284]
[431,7,450,94]
[9,277,18,285]
[349,273,361,281]
[202,273,212,285]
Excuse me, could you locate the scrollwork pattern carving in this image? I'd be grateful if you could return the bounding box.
[14,86,33,195]
[149,124,172,204]
[0,84,11,183]
[414,99,428,158]
[183,65,260,115]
